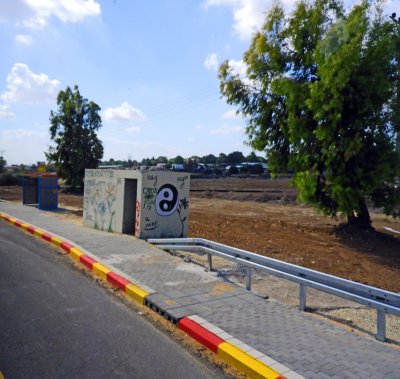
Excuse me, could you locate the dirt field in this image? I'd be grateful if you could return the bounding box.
[2,178,400,344]
[1,179,400,293]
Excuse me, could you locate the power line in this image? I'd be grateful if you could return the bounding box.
[103,85,221,134]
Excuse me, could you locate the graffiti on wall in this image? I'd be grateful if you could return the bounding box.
[155,184,179,216]
[147,174,158,187]
[177,175,189,189]
[135,200,141,234]
[84,180,116,232]
[176,197,189,237]
[144,216,159,231]
[143,187,157,210]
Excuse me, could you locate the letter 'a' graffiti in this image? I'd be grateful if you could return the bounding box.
[155,184,179,216]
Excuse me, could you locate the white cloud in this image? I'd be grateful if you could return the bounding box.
[15,34,33,45]
[0,0,101,29]
[1,128,47,139]
[226,58,258,88]
[1,63,60,104]
[203,0,270,40]
[0,105,15,121]
[195,124,203,130]
[188,137,195,142]
[210,124,243,135]
[125,126,141,134]
[228,58,247,77]
[222,109,241,119]
[103,102,146,123]
[204,53,219,70]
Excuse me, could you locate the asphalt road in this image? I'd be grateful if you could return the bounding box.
[0,222,226,379]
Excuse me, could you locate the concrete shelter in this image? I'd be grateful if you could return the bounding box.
[83,169,189,238]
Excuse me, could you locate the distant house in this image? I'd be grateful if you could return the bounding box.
[171,163,185,171]
[242,162,267,169]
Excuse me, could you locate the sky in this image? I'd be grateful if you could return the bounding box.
[0,0,398,165]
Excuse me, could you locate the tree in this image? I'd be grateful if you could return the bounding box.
[156,156,168,164]
[217,153,227,164]
[246,151,261,162]
[226,151,245,164]
[46,85,103,188]
[202,154,217,164]
[219,0,400,228]
[171,155,185,165]
[228,165,239,175]
[0,156,6,174]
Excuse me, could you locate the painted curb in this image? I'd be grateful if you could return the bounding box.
[178,317,286,379]
[0,211,150,306]
[0,210,298,378]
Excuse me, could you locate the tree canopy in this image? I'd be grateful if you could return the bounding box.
[46,85,104,188]
[219,0,400,227]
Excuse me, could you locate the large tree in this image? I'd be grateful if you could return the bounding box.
[46,85,104,188]
[219,0,400,228]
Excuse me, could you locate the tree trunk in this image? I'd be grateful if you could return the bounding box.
[347,200,372,229]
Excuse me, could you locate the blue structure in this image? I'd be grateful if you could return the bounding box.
[22,174,58,210]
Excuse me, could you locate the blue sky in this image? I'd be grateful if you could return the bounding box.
[0,0,397,165]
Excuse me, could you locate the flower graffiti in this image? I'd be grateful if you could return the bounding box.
[87,181,117,232]
[105,183,116,232]
[176,197,189,238]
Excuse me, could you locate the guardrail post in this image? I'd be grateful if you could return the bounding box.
[207,253,212,271]
[299,284,306,311]
[246,267,251,291]
[377,310,386,342]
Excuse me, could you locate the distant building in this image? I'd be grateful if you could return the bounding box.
[171,163,184,171]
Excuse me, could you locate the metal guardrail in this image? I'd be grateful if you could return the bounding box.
[148,237,400,342]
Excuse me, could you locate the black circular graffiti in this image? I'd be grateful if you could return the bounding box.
[155,184,179,216]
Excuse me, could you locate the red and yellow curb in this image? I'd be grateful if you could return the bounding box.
[178,317,286,379]
[0,211,149,305]
[0,210,292,378]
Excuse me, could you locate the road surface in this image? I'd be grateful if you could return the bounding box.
[0,221,227,378]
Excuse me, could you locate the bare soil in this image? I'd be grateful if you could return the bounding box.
[2,178,400,345]
[2,180,400,292]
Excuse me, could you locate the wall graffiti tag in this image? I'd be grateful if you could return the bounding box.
[147,174,158,187]
[143,187,157,210]
[155,184,179,216]
[177,175,189,189]
[135,200,141,234]
[144,216,159,231]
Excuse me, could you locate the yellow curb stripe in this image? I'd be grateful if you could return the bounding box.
[51,236,63,247]
[125,283,149,304]
[69,247,84,261]
[0,213,6,219]
[8,217,17,224]
[217,342,283,379]
[20,223,29,231]
[92,262,111,280]
[34,229,45,238]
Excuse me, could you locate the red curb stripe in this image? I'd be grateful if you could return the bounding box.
[14,220,23,227]
[107,272,130,291]
[80,255,97,269]
[178,318,224,354]
[27,225,36,234]
[4,216,11,222]
[61,241,74,253]
[42,233,53,242]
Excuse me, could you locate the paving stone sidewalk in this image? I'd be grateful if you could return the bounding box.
[1,201,399,378]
